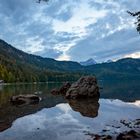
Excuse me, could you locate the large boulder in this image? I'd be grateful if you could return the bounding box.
[66,76,99,99]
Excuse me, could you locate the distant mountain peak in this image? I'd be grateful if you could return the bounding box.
[106,59,113,63]
[80,58,97,66]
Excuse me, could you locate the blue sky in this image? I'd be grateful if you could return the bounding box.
[0,0,140,62]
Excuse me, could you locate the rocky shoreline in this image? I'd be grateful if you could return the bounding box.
[85,129,140,140]
[84,119,140,140]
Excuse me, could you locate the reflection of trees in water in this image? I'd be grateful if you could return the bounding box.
[0,85,3,91]
[67,98,99,118]
[0,94,65,132]
[99,80,140,102]
[0,83,62,107]
[0,83,64,132]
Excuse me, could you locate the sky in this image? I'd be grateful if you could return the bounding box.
[0,0,140,62]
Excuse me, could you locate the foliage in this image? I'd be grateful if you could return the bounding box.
[0,39,83,83]
[127,11,140,34]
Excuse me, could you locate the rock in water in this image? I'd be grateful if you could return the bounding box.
[51,82,71,95]
[59,82,71,95]
[66,76,99,99]
[10,94,41,105]
[51,89,60,95]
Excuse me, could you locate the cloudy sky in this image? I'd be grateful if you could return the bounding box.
[0,0,140,62]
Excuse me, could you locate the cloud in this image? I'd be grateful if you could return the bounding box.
[0,0,140,61]
[52,2,107,34]
[68,28,140,62]
[124,52,140,59]
[36,48,63,58]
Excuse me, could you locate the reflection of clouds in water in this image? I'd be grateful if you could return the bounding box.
[0,85,3,91]
[56,103,71,113]
[0,99,140,140]
[93,99,140,132]
[13,114,47,131]
[102,99,140,107]
[98,99,140,121]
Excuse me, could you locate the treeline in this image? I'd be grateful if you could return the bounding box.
[1,39,140,83]
[0,63,83,83]
[0,39,84,83]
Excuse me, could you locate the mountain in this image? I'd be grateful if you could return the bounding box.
[0,39,83,82]
[80,58,97,66]
[106,59,113,63]
[0,39,140,83]
[85,58,140,80]
[0,39,83,72]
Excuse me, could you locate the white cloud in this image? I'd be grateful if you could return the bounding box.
[52,1,107,35]
[52,0,108,60]
[124,52,140,59]
[55,41,77,60]
[23,36,45,53]
[0,0,140,61]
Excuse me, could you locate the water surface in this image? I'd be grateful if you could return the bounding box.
[0,80,140,139]
[0,99,139,140]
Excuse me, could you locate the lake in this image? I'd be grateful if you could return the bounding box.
[0,80,140,140]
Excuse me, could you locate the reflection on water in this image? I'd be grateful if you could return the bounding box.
[0,99,139,140]
[0,83,65,132]
[0,80,140,139]
[67,98,99,118]
[0,85,3,91]
[99,79,140,101]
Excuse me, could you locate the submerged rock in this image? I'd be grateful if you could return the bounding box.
[101,135,112,140]
[66,76,99,99]
[10,94,41,105]
[86,130,140,140]
[51,89,60,95]
[116,130,140,140]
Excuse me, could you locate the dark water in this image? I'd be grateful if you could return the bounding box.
[0,80,140,140]
[99,79,140,101]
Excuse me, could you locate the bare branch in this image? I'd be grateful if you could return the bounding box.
[127,11,140,34]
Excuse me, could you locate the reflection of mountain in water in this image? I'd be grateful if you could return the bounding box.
[67,98,99,118]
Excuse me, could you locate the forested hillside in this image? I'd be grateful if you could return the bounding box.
[0,39,83,82]
[85,58,140,80]
[0,39,140,83]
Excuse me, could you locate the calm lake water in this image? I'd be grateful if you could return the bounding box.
[0,80,140,140]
